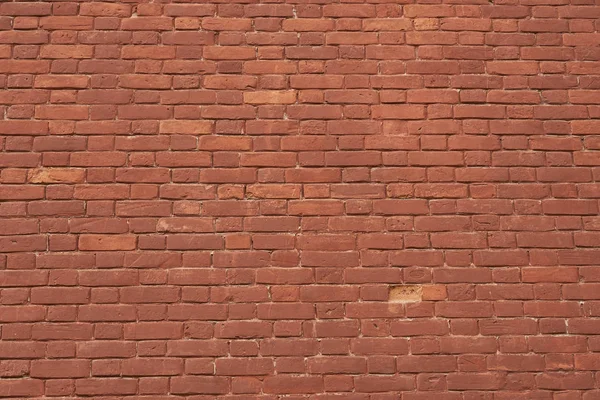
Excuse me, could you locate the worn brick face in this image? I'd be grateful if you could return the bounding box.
[0,0,599,398]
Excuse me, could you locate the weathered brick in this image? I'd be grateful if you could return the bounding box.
[2,3,598,398]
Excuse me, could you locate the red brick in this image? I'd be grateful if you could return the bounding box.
[447,373,504,390]
[78,235,136,251]
[0,342,45,359]
[524,301,581,317]
[215,321,272,339]
[0,380,43,397]
[40,16,93,30]
[372,105,426,119]
[76,379,137,395]
[124,322,182,340]
[479,319,537,336]
[397,355,457,372]
[436,301,493,318]
[536,372,594,390]
[354,375,414,392]
[391,320,449,336]
[522,267,579,283]
[76,341,136,358]
[31,360,90,378]
[307,356,366,373]
[258,303,315,320]
[1,4,598,397]
[260,338,317,356]
[167,340,227,356]
[264,376,323,394]
[122,358,183,376]
[216,358,274,375]
[351,338,409,355]
[171,376,229,394]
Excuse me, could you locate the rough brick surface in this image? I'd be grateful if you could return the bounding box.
[1,0,600,398]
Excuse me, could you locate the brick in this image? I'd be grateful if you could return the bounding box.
[122,358,183,376]
[204,46,255,60]
[0,219,39,235]
[0,121,48,135]
[487,61,539,75]
[307,356,366,373]
[283,19,334,32]
[355,375,414,392]
[479,319,537,336]
[122,287,180,303]
[215,321,271,339]
[124,322,183,340]
[40,45,93,59]
[258,303,315,319]
[391,320,449,336]
[0,185,44,200]
[244,90,296,104]
[518,231,574,250]
[76,379,137,395]
[0,342,45,359]
[447,373,504,390]
[31,360,90,378]
[31,287,89,304]
[441,337,497,354]
[79,235,136,251]
[80,3,131,17]
[164,4,214,16]
[171,376,229,394]
[524,301,581,317]
[79,305,136,322]
[288,200,344,216]
[572,120,600,135]
[40,16,93,30]
[0,380,43,397]
[216,358,274,375]
[537,372,594,390]
[0,4,598,397]
[372,105,426,119]
[0,236,47,253]
[436,301,493,318]
[397,355,457,372]
[76,341,136,358]
[264,376,323,394]
[0,2,52,16]
[291,75,343,88]
[27,168,85,184]
[543,199,598,215]
[1,306,45,323]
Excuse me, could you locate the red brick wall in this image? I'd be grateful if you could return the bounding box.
[1,0,600,398]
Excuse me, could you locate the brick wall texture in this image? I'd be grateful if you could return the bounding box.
[1,0,600,398]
